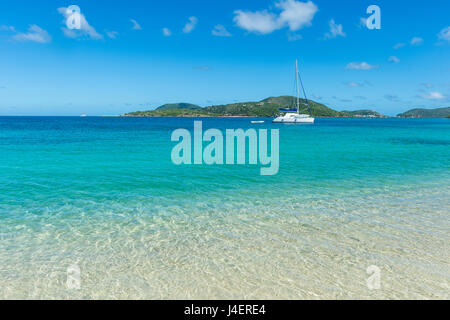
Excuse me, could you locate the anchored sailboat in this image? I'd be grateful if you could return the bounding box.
[273,60,315,124]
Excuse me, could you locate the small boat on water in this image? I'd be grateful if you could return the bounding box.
[251,120,265,124]
[273,59,315,124]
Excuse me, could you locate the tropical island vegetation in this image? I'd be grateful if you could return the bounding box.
[396,107,450,118]
[124,96,387,118]
[124,96,450,118]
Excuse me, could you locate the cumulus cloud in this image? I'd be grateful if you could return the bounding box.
[393,43,405,49]
[233,10,279,34]
[183,16,198,33]
[388,56,400,63]
[346,62,379,70]
[162,28,172,36]
[410,37,423,45]
[324,19,346,39]
[212,25,232,37]
[438,26,450,42]
[130,19,142,30]
[233,0,318,35]
[13,25,51,43]
[58,7,102,40]
[420,92,446,100]
[276,0,318,31]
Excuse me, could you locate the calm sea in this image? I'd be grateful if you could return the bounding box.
[0,116,449,299]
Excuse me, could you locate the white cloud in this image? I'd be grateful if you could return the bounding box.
[162,28,171,36]
[106,31,118,39]
[276,0,318,31]
[233,0,318,35]
[324,19,346,39]
[420,92,446,100]
[183,16,198,34]
[130,19,142,30]
[346,62,379,70]
[233,10,279,34]
[212,25,232,37]
[58,7,102,40]
[410,37,423,45]
[393,43,405,49]
[388,56,400,63]
[345,82,361,87]
[438,26,450,42]
[13,25,51,43]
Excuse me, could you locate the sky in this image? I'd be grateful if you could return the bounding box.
[0,0,449,116]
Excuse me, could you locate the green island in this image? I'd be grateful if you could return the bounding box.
[123,96,449,118]
[124,96,387,118]
[397,107,450,118]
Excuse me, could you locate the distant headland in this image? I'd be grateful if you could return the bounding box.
[397,107,450,118]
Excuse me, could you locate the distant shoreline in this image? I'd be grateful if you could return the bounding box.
[122,115,266,118]
[122,96,450,119]
[121,115,391,118]
[1,115,449,119]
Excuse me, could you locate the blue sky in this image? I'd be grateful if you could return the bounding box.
[0,0,449,116]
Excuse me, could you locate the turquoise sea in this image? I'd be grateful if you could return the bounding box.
[0,117,449,299]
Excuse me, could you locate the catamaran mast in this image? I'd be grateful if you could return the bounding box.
[297,59,312,116]
[295,59,300,114]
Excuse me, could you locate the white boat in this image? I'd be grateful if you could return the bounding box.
[251,120,265,124]
[273,113,314,123]
[273,59,315,124]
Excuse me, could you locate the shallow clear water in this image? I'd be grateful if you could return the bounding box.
[0,117,449,299]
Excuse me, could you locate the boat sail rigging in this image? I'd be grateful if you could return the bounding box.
[273,59,315,124]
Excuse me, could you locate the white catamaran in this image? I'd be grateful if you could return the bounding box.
[273,59,315,124]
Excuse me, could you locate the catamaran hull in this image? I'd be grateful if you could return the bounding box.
[274,59,314,124]
[273,117,315,123]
